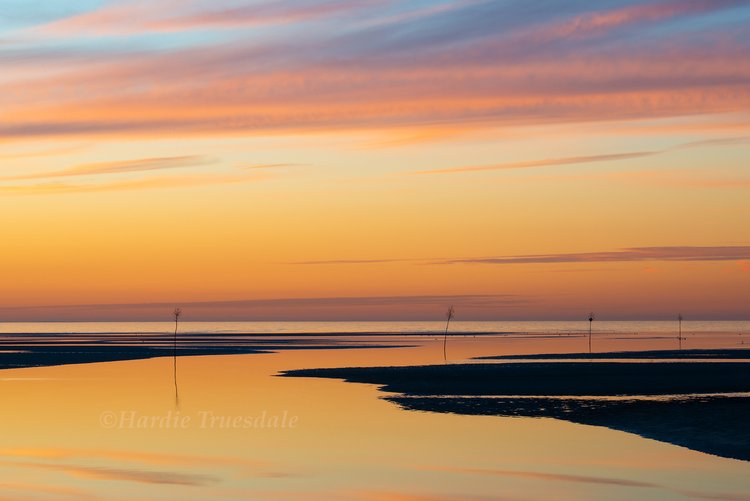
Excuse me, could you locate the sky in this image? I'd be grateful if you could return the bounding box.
[0,0,749,321]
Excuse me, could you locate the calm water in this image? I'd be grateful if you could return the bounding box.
[0,326,749,500]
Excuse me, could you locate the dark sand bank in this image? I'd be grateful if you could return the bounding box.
[477,349,750,360]
[0,344,268,370]
[283,362,750,461]
[0,333,405,371]
[283,362,750,396]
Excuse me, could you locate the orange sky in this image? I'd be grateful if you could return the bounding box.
[0,0,749,320]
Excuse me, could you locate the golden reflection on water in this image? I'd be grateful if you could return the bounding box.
[0,332,749,500]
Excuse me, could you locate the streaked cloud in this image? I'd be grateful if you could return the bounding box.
[1,155,212,181]
[296,246,750,267]
[414,151,657,175]
[413,135,750,176]
[493,166,750,190]
[27,295,520,312]
[531,0,747,41]
[0,2,102,32]
[677,135,750,149]
[0,172,264,195]
[0,294,529,321]
[36,0,379,36]
[438,246,750,265]
[1,1,749,141]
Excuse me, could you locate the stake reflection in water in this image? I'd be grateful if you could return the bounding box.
[173,307,182,408]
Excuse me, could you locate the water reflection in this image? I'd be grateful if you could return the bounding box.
[173,350,180,410]
[0,332,747,500]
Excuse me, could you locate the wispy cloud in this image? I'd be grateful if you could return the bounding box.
[157,0,379,31]
[677,135,750,149]
[0,172,264,195]
[12,294,524,310]
[0,294,529,321]
[412,135,750,176]
[437,246,750,265]
[414,151,657,175]
[1,155,212,181]
[36,0,379,36]
[534,0,748,41]
[2,1,749,141]
[294,246,750,267]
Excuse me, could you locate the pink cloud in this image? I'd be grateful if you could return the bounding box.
[547,0,743,39]
[36,0,378,35]
[2,1,748,141]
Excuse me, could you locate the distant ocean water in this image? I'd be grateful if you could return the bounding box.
[0,320,748,335]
